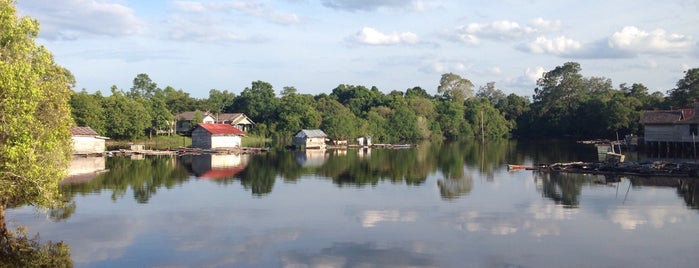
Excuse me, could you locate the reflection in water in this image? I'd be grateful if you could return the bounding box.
[357,210,418,228]
[189,154,249,179]
[62,156,107,185]
[281,242,438,268]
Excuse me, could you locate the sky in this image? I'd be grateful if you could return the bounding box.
[16,0,699,99]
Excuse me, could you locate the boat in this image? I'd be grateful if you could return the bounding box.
[507,164,534,171]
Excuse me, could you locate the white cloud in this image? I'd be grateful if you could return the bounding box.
[350,27,420,45]
[608,26,694,55]
[322,0,420,11]
[524,36,583,56]
[172,1,301,25]
[166,15,267,43]
[526,66,546,82]
[446,18,562,44]
[18,0,144,40]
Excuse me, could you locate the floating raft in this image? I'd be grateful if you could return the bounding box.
[511,161,699,178]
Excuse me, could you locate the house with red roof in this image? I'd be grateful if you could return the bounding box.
[640,103,699,143]
[191,123,245,149]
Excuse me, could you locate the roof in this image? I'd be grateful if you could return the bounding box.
[216,113,254,124]
[175,111,212,121]
[196,123,245,135]
[295,129,327,138]
[70,126,100,136]
[640,108,699,125]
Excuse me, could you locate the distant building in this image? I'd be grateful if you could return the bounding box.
[215,113,255,132]
[640,103,699,157]
[191,123,245,149]
[292,129,328,149]
[174,111,215,135]
[70,126,109,155]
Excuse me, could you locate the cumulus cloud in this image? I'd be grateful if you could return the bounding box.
[172,1,301,25]
[349,27,420,45]
[322,0,423,11]
[165,14,268,43]
[445,17,562,45]
[608,26,694,55]
[17,0,144,40]
[522,36,583,56]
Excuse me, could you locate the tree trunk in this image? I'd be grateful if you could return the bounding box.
[0,203,7,243]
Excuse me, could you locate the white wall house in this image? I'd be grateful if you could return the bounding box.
[191,123,245,149]
[292,129,328,149]
[70,126,109,155]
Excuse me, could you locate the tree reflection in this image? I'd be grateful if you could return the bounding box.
[534,172,586,208]
[60,156,190,204]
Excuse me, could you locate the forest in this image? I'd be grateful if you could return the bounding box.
[70,62,699,143]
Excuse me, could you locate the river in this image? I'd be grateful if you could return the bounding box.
[6,139,699,267]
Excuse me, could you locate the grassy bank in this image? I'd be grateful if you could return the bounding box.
[106,134,272,150]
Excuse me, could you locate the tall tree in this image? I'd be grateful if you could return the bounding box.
[207,89,235,114]
[0,1,74,265]
[437,73,473,104]
[129,73,158,99]
[531,62,585,136]
[70,89,106,134]
[230,80,279,124]
[667,68,699,108]
[476,82,506,107]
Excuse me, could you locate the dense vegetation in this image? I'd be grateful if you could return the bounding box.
[1,0,73,265]
[71,63,699,143]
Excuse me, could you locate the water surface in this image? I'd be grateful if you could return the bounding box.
[7,140,699,267]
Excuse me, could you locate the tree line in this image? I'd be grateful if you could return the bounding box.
[71,63,699,142]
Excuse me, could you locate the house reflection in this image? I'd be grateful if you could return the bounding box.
[190,154,249,179]
[294,149,328,167]
[61,156,107,185]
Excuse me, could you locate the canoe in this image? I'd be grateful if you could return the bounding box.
[507,164,534,171]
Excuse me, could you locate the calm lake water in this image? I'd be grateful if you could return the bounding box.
[6,140,699,268]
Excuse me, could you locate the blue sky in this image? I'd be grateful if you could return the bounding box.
[16,0,699,98]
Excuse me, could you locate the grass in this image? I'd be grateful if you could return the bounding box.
[106,134,272,150]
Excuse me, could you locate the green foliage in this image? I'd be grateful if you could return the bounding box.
[438,73,473,104]
[466,98,512,139]
[667,68,699,108]
[0,0,74,209]
[70,89,106,134]
[0,225,73,267]
[103,87,151,140]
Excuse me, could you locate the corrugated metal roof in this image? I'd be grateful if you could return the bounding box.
[70,126,100,136]
[196,123,245,135]
[295,129,327,138]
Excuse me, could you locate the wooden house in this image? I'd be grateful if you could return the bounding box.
[640,103,699,156]
[215,113,255,132]
[70,126,109,155]
[174,111,215,134]
[292,129,328,149]
[191,123,245,149]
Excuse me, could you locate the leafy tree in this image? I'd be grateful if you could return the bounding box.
[129,73,158,99]
[276,93,322,137]
[281,86,297,97]
[70,89,106,134]
[162,86,202,114]
[667,68,699,108]
[435,100,471,139]
[405,86,432,99]
[466,98,512,139]
[0,1,74,264]
[230,80,279,125]
[330,84,387,117]
[207,89,235,114]
[316,96,360,139]
[437,73,473,104]
[103,86,151,139]
[531,62,585,136]
[476,82,506,107]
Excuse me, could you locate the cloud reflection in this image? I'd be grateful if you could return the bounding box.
[445,202,578,237]
[357,210,418,228]
[609,206,692,230]
[281,242,439,268]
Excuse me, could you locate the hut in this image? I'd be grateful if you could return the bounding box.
[70,126,109,155]
[292,129,328,149]
[640,102,699,157]
[215,113,255,132]
[191,123,245,149]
